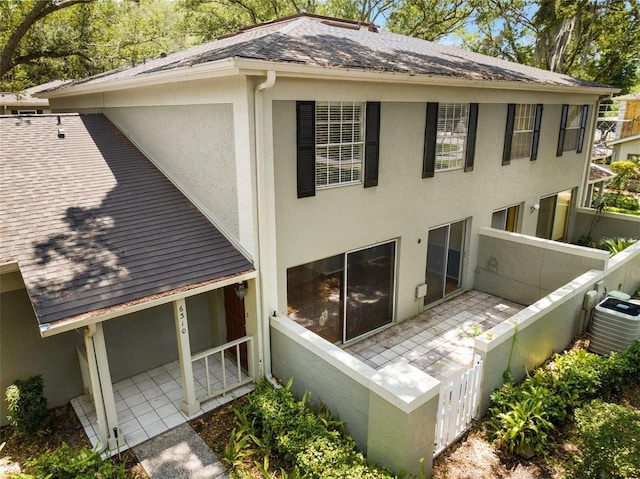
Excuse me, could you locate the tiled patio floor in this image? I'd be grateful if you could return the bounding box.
[345,290,525,381]
[71,356,253,453]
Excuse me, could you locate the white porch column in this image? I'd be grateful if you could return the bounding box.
[84,323,120,452]
[174,298,200,416]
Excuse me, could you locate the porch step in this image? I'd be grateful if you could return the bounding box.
[133,423,229,479]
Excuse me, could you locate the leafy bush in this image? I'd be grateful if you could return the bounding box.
[5,375,49,436]
[602,192,640,211]
[489,340,640,457]
[570,400,640,479]
[489,387,554,458]
[230,380,395,478]
[12,442,129,479]
[599,236,638,255]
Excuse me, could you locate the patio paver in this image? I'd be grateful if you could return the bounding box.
[345,290,525,381]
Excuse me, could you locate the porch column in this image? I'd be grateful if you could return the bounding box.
[84,323,120,452]
[174,298,200,416]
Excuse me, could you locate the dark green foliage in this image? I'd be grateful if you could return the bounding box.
[5,375,49,436]
[228,379,396,478]
[14,442,129,479]
[570,401,640,479]
[489,340,640,457]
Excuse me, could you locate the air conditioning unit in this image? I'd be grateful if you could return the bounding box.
[589,298,640,355]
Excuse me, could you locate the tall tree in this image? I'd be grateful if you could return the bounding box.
[0,1,97,83]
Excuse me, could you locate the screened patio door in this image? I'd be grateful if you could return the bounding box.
[425,221,465,305]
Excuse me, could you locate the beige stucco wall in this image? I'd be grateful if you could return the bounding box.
[0,282,84,426]
[266,78,599,326]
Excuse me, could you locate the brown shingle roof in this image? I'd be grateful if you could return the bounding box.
[0,114,253,326]
[52,14,611,93]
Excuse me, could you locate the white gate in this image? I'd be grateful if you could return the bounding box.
[434,354,484,456]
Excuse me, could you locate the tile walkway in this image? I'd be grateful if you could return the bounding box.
[345,290,525,381]
[71,356,254,453]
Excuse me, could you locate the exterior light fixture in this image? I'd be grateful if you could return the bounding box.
[235,281,248,299]
[530,203,540,213]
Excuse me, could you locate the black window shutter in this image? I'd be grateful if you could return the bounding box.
[296,101,316,198]
[422,102,438,178]
[557,104,568,157]
[364,101,381,188]
[530,104,543,161]
[576,104,589,153]
[502,104,515,166]
[464,103,478,172]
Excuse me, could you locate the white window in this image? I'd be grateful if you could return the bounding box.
[563,105,583,152]
[510,104,536,160]
[315,102,365,188]
[436,103,469,171]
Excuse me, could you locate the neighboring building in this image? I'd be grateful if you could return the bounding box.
[614,92,640,140]
[0,80,69,115]
[1,13,621,475]
[608,133,640,162]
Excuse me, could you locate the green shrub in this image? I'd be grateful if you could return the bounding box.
[570,400,640,479]
[13,442,129,479]
[232,380,395,478]
[489,340,640,457]
[5,375,49,436]
[489,387,554,458]
[599,236,639,255]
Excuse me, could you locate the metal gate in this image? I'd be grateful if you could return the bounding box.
[434,354,484,456]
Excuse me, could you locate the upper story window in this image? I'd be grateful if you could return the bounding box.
[436,103,469,171]
[557,104,589,156]
[502,104,543,165]
[296,101,380,198]
[423,102,478,178]
[315,102,365,188]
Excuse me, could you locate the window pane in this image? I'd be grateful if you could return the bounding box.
[436,103,468,171]
[316,101,365,188]
[287,256,344,344]
[345,242,395,341]
[563,128,579,152]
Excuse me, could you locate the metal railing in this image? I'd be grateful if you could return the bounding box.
[191,335,254,402]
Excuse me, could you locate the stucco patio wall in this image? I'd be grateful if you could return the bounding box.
[573,207,640,244]
[475,227,609,306]
[474,239,640,414]
[270,315,440,478]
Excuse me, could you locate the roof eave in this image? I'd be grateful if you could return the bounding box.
[39,58,241,99]
[237,59,619,95]
[39,269,257,337]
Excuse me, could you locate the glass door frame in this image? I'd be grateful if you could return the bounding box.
[342,239,398,344]
[424,219,467,306]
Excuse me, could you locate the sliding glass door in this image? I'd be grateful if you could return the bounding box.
[287,241,396,344]
[424,220,465,306]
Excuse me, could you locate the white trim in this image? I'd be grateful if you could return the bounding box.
[39,270,257,337]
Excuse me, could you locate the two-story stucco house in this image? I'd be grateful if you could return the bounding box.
[1,13,619,476]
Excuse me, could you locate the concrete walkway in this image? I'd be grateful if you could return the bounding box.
[133,423,229,479]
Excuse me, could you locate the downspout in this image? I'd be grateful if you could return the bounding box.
[253,70,279,388]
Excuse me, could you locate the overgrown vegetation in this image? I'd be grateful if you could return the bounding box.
[5,376,49,437]
[9,443,130,479]
[223,379,397,478]
[570,400,640,479]
[489,339,640,474]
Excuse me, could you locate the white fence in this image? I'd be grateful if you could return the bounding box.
[191,335,254,401]
[434,354,484,456]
